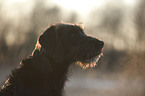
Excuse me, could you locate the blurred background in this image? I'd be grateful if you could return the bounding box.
[0,0,145,96]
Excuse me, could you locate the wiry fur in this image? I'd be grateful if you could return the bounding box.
[0,23,104,96]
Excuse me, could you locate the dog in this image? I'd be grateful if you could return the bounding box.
[0,23,104,96]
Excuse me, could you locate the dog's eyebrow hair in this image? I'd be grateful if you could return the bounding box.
[74,25,84,32]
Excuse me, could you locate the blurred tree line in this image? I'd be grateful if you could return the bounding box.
[0,0,145,78]
[84,0,145,79]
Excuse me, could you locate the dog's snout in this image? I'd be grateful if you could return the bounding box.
[89,38,104,49]
[93,40,104,49]
[99,41,104,47]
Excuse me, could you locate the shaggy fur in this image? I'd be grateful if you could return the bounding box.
[0,23,104,96]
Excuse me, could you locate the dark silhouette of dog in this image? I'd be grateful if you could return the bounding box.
[0,23,104,96]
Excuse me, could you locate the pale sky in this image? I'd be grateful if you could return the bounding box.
[1,0,137,18]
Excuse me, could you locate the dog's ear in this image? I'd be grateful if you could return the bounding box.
[39,25,64,63]
[76,23,84,30]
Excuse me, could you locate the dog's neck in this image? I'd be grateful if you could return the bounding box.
[33,47,71,68]
[1,49,71,96]
[17,49,70,95]
[32,48,70,76]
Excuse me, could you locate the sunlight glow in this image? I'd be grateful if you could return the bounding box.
[51,0,105,15]
[124,0,136,5]
[4,0,27,4]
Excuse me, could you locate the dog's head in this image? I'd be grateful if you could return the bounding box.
[38,23,104,68]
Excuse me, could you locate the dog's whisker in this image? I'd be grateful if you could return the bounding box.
[75,53,102,69]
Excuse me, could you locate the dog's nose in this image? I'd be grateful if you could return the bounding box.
[99,41,104,48]
[95,40,104,49]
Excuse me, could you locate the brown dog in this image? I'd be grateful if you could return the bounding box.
[0,23,104,96]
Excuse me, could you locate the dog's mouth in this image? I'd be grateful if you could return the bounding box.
[75,50,103,69]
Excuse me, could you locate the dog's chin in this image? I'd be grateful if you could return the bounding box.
[75,51,103,69]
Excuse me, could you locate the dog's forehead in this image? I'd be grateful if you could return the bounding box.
[55,23,83,33]
[56,23,75,29]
